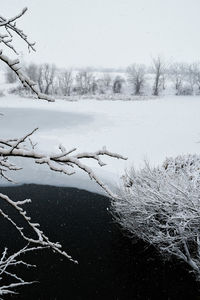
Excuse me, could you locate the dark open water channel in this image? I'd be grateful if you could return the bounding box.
[0,184,199,300]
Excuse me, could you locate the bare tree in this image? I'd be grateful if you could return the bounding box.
[0,7,126,296]
[37,63,56,95]
[152,56,165,96]
[75,71,96,95]
[112,154,200,280]
[127,64,146,95]
[58,69,73,96]
[169,62,186,95]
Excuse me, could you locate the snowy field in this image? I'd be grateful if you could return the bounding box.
[0,95,200,194]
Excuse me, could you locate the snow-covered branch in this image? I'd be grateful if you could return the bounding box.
[0,129,126,199]
[0,52,54,102]
[0,192,77,263]
[0,245,45,298]
[0,7,35,53]
[0,8,53,101]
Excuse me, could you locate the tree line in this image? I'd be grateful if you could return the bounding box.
[5,56,200,98]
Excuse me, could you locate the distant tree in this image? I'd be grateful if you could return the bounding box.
[169,63,186,95]
[152,56,165,96]
[38,63,56,95]
[75,71,96,95]
[127,64,146,95]
[113,76,124,94]
[58,69,73,96]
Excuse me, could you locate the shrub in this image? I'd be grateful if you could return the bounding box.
[112,154,200,279]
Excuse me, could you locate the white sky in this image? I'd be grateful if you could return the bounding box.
[1,0,200,68]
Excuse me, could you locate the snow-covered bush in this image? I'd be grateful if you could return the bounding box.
[112,154,200,279]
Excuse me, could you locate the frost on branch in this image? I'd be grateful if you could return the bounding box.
[112,154,200,279]
[0,8,53,102]
[0,128,126,199]
[0,192,77,263]
[0,245,40,298]
[0,52,54,102]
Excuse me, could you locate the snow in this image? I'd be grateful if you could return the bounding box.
[0,94,200,195]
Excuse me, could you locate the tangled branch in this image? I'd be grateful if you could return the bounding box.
[0,7,35,53]
[0,245,44,298]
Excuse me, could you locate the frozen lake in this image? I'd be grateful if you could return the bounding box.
[0,107,94,138]
[0,95,200,194]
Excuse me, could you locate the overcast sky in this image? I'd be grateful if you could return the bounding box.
[1,0,200,68]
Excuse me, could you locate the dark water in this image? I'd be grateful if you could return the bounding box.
[0,184,199,300]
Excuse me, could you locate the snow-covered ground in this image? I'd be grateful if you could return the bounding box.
[0,94,200,195]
